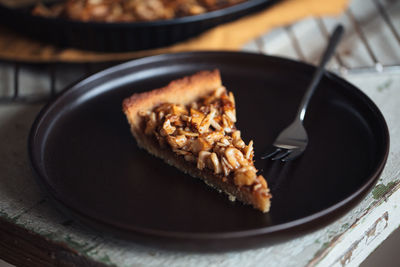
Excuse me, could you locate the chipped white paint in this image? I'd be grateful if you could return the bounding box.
[1,0,400,266]
[311,184,400,267]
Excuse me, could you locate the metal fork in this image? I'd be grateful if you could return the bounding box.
[261,25,344,162]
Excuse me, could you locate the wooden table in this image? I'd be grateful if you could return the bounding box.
[1,0,400,265]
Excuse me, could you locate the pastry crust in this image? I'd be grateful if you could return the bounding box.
[123,70,271,212]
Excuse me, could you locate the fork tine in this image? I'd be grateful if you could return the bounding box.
[281,150,304,162]
[272,150,291,160]
[260,148,282,159]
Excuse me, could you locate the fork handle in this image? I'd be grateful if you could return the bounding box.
[296,24,344,122]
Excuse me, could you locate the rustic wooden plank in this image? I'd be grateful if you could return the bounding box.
[311,183,400,266]
[0,216,107,267]
[13,199,104,256]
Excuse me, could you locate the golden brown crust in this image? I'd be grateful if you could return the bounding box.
[122,70,271,212]
[123,69,222,134]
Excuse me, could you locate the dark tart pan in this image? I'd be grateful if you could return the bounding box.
[0,0,278,52]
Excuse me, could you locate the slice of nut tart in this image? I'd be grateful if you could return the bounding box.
[122,70,271,212]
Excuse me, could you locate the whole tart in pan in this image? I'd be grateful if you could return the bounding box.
[32,0,248,22]
[0,0,277,52]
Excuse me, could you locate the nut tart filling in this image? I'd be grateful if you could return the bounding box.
[123,70,271,212]
[33,0,248,22]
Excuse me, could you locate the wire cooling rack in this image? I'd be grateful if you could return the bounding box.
[250,0,400,74]
[0,0,399,104]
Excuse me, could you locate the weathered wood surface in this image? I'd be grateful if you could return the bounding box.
[0,70,399,267]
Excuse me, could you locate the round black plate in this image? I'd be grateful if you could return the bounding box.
[0,0,278,52]
[29,52,389,251]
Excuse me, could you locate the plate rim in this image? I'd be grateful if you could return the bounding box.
[28,51,390,240]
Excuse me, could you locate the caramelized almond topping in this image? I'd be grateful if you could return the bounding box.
[234,166,257,186]
[141,88,266,190]
[33,0,248,23]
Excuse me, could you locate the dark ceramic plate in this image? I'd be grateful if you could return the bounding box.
[29,52,389,251]
[0,0,278,52]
